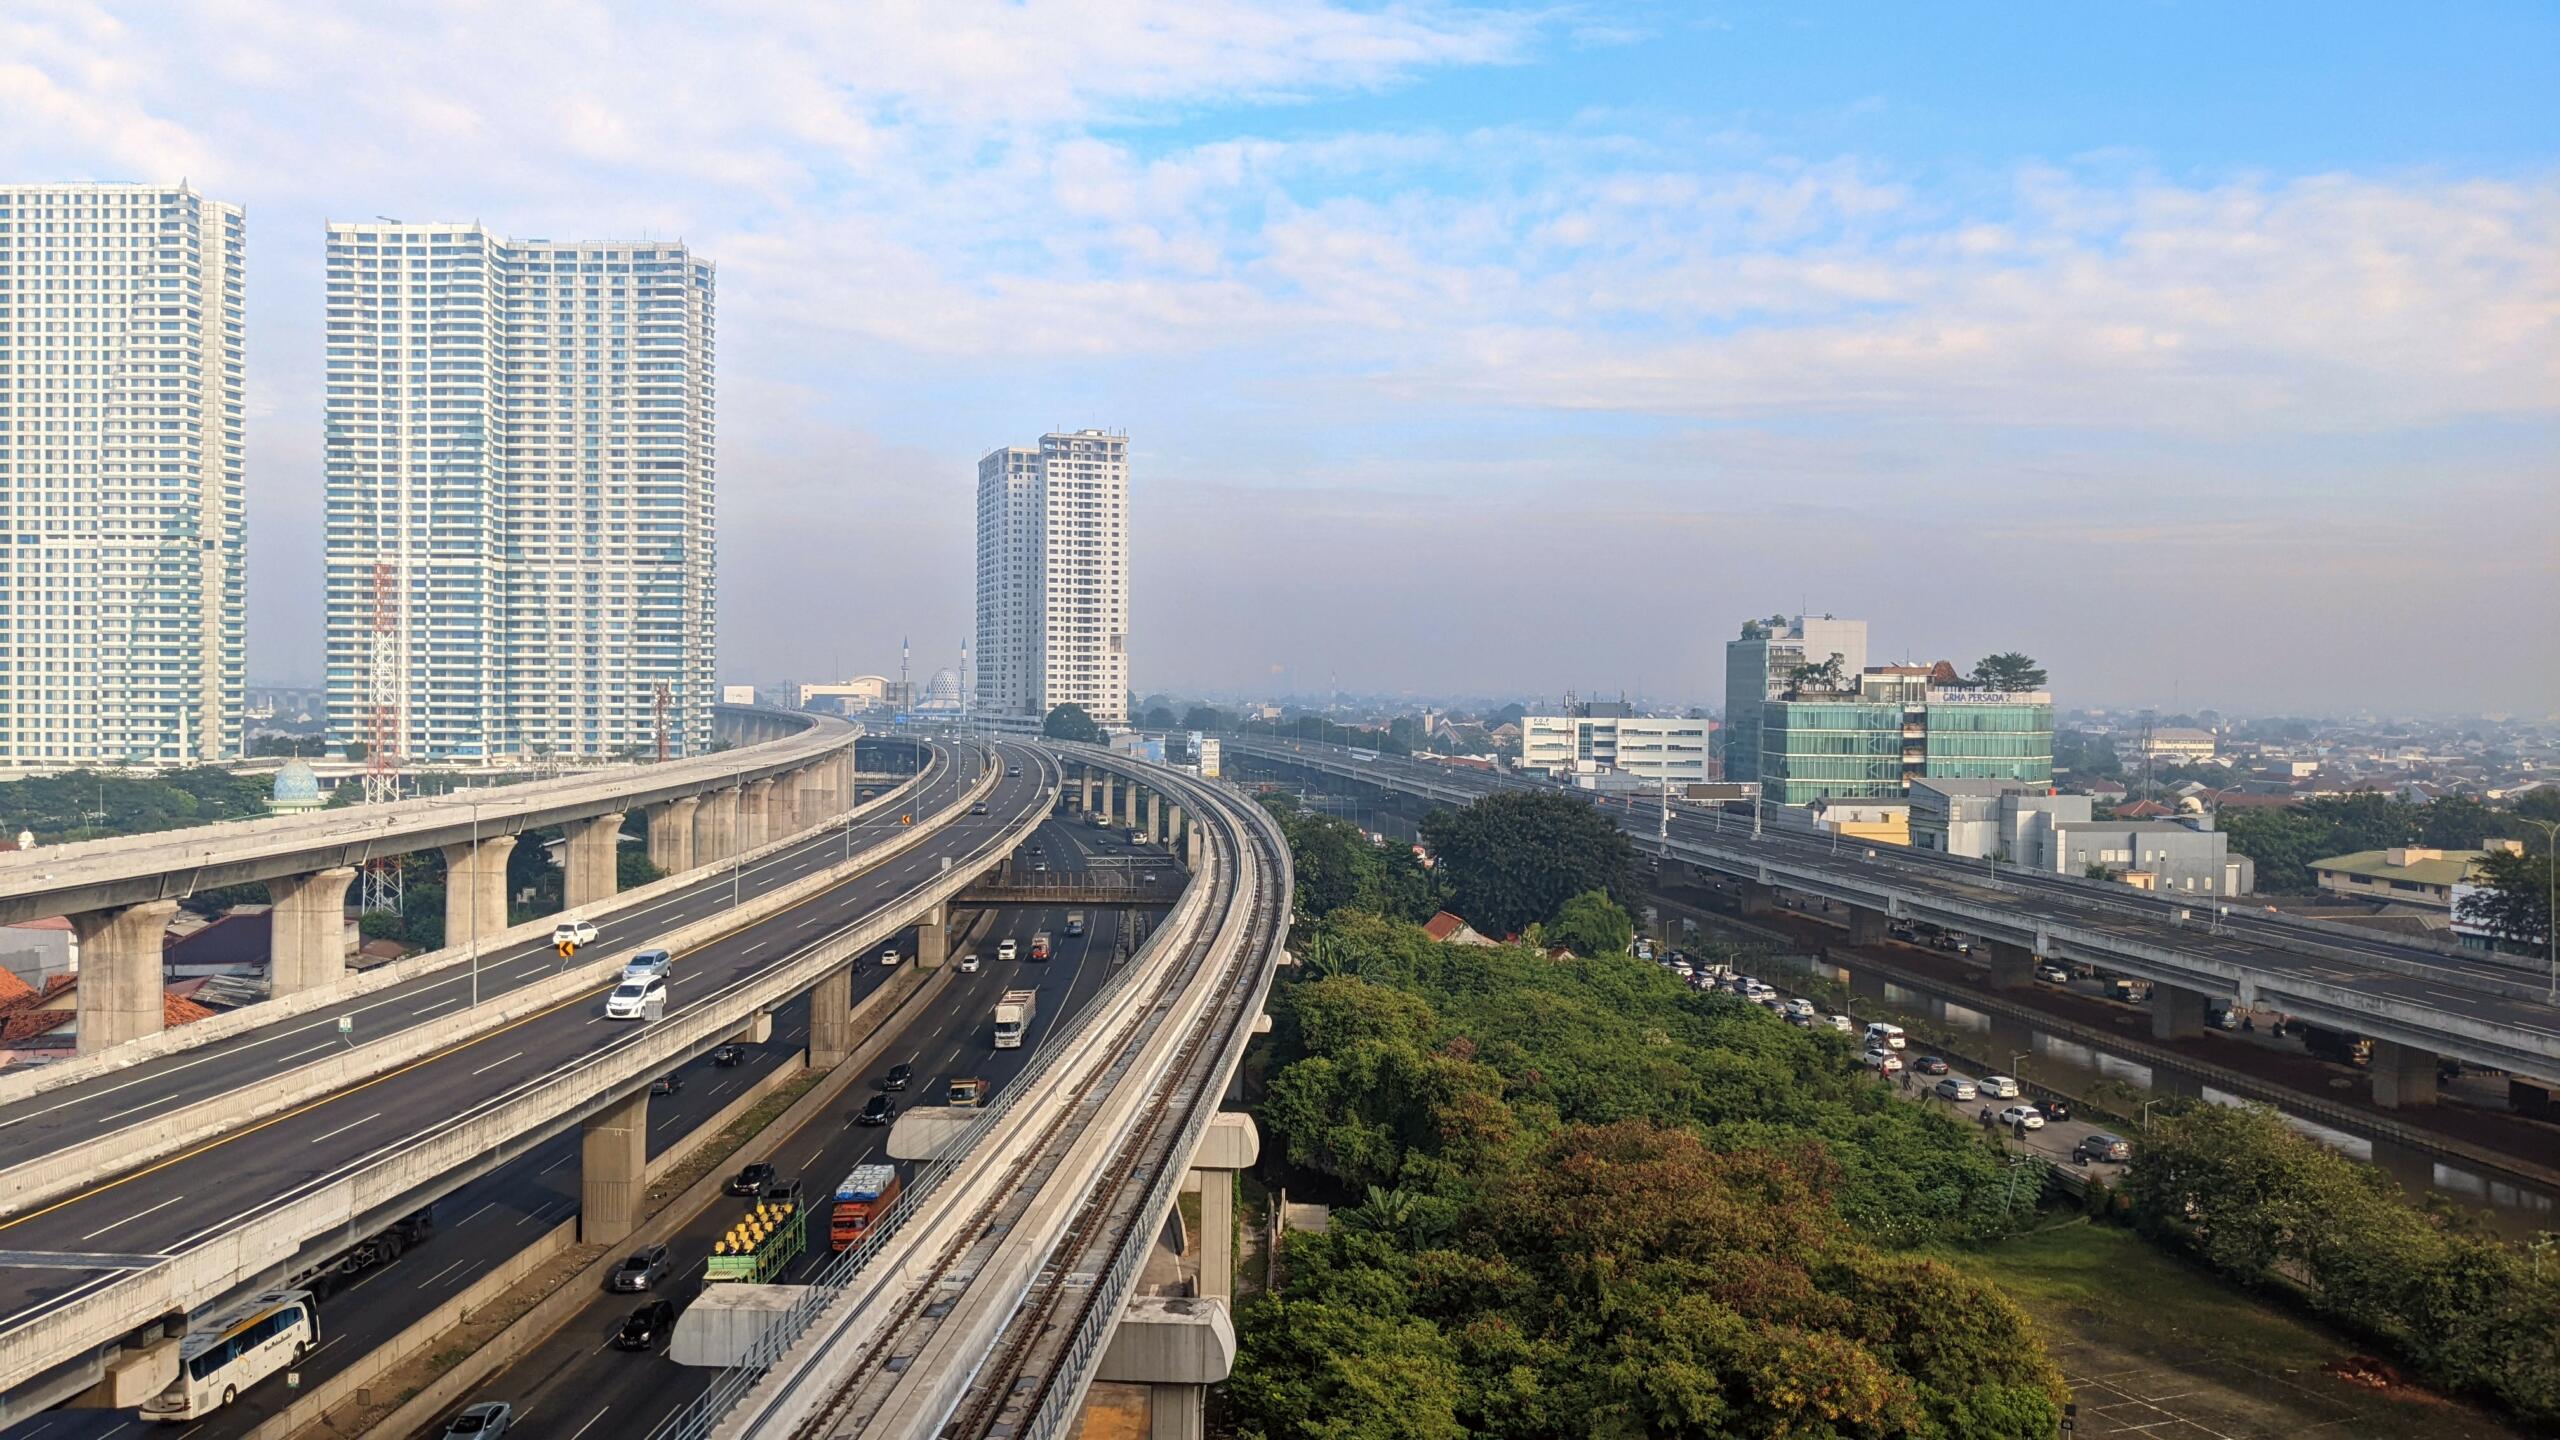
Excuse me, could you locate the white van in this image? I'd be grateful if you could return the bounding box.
[605,974,666,1021]
[1863,1022,1906,1051]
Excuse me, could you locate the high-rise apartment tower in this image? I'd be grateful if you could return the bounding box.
[0,184,246,770]
[322,223,716,760]
[973,430,1128,726]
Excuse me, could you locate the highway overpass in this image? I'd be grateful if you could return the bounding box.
[1225,736,2560,1105]
[0,736,1234,1425]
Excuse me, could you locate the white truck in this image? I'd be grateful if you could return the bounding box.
[993,988,1038,1049]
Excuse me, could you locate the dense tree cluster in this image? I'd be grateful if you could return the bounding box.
[2125,1102,2560,1425]
[2219,790,2548,893]
[1257,794,1441,935]
[0,767,276,843]
[1234,909,2067,1439]
[1420,790,1635,937]
[1041,703,1103,744]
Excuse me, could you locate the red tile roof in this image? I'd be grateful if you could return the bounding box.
[2118,800,2174,818]
[1421,911,1470,942]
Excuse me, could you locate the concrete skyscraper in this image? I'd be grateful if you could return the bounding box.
[0,184,246,771]
[323,223,716,762]
[973,430,1129,727]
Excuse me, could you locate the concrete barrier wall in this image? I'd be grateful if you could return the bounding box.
[0,752,938,1111]
[0,761,1047,1396]
[347,963,958,1440]
[0,761,997,1219]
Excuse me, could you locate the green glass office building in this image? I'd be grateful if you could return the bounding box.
[1759,686,2051,805]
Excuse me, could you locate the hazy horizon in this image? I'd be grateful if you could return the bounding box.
[11,2,2555,716]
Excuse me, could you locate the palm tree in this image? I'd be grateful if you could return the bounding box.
[1337,1184,1423,1244]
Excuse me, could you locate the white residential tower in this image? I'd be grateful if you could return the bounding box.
[322,224,717,761]
[0,184,246,770]
[973,430,1128,727]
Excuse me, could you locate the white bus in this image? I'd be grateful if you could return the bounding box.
[141,1289,318,1421]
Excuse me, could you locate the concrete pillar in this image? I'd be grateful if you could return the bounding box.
[1101,773,1119,826]
[1982,939,2036,990]
[1190,1112,1259,1302]
[442,834,518,952]
[2151,981,2209,1039]
[2370,1039,2440,1109]
[1123,779,1140,830]
[1095,1299,1234,1440]
[693,787,739,866]
[71,900,177,1053]
[267,865,356,996]
[1168,806,1186,852]
[579,1087,650,1246]
[1846,907,1888,947]
[1147,1387,1206,1440]
[741,778,776,850]
[563,812,625,910]
[794,766,827,832]
[1143,791,1160,846]
[1736,880,1777,917]
[1186,823,1205,871]
[915,901,947,970]
[647,797,698,874]
[809,967,854,1068]
[1082,767,1098,814]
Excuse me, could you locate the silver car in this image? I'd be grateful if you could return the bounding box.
[1934,1076,1978,1102]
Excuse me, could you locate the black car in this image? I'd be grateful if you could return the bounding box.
[727,1161,775,1196]
[710,1044,744,1067]
[1911,1055,1951,1076]
[650,1073,682,1096]
[881,1063,912,1092]
[857,1093,895,1126]
[609,1244,670,1293]
[612,1298,677,1351]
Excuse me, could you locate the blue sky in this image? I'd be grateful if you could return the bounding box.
[5,1,2555,713]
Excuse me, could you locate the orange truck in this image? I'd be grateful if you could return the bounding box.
[829,1164,902,1252]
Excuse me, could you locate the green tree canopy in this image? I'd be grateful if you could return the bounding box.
[1042,703,1103,744]
[1180,705,1230,732]
[1141,704,1178,729]
[1969,651,2049,690]
[1544,889,1633,957]
[1420,791,1634,937]
[2459,843,2551,950]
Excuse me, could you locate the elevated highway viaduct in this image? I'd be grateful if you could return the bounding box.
[0,733,1224,1424]
[1224,736,2560,1110]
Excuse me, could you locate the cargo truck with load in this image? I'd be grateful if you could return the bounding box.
[1029,930,1052,961]
[993,988,1038,1049]
[829,1163,903,1252]
[703,1193,807,1284]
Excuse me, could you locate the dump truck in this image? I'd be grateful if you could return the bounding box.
[829,1163,903,1253]
[993,988,1038,1049]
[947,1075,987,1107]
[703,1193,807,1283]
[1063,911,1086,938]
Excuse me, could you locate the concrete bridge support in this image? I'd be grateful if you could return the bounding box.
[267,865,356,996]
[647,797,698,875]
[563,812,625,911]
[741,778,777,850]
[1846,906,1889,947]
[795,765,830,831]
[733,1010,775,1046]
[1082,766,1099,814]
[580,1087,650,1246]
[1981,939,2036,990]
[915,901,949,969]
[809,967,855,1068]
[1143,791,1160,847]
[1101,774,1120,827]
[2370,1039,2440,1109]
[1123,779,1141,831]
[1735,880,1778,918]
[442,834,518,952]
[1185,822,1205,871]
[1191,1112,1260,1302]
[1095,1298,1235,1440]
[2151,981,2211,1040]
[71,899,178,1054]
[693,786,740,866]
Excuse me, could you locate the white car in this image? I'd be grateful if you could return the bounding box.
[1997,1104,2046,1130]
[997,938,1019,961]
[1978,1074,2023,1099]
[1862,1048,1905,1075]
[959,952,982,973]
[553,917,599,947]
[605,974,666,1021]
[1824,1014,1855,1033]
[1863,1022,1907,1051]
[880,946,902,968]
[1780,997,1816,1019]
[2036,964,2073,985]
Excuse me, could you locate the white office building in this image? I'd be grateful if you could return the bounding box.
[322,224,717,761]
[973,430,1128,727]
[0,184,246,770]
[1521,711,1711,785]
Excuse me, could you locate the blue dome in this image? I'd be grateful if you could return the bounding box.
[272,760,321,803]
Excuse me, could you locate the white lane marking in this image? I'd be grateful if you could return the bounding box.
[540,1151,573,1174]
[414,1256,472,1290]
[565,1408,613,1440]
[307,1111,384,1146]
[470,1050,526,1077]
[412,997,461,1017]
[458,1200,498,1227]
[80,1192,185,1242]
[516,965,552,980]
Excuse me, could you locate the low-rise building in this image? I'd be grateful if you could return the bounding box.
[2031,817,2253,896]
[2137,727,2218,763]
[1908,779,2090,859]
[1520,710,1710,786]
[2311,845,2511,911]
[1810,798,1911,847]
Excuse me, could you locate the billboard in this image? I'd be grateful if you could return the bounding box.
[1198,737,1222,778]
[720,684,758,705]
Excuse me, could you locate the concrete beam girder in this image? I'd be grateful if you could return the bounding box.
[267,865,356,997]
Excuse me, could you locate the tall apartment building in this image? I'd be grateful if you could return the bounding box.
[1723,614,1866,783]
[0,184,246,770]
[322,224,716,761]
[972,430,1128,726]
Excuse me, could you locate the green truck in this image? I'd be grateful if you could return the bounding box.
[703,1195,808,1284]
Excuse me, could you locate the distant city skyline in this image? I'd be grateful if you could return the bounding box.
[8,4,2555,718]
